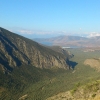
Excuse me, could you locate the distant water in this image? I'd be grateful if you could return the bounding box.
[40,41,53,46]
[62,46,81,49]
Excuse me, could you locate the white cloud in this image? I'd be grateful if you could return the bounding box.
[8,27,83,36]
[10,27,100,37]
[87,32,100,37]
[18,30,33,34]
[12,28,70,35]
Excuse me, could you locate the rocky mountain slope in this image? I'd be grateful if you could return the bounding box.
[47,80,100,100]
[47,46,74,59]
[0,27,70,100]
[0,27,69,73]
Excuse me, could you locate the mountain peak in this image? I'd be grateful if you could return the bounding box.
[0,27,69,73]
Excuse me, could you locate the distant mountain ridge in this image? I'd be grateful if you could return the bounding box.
[0,27,69,73]
[33,35,100,47]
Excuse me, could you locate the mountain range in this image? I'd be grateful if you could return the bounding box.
[33,35,100,47]
[0,27,100,100]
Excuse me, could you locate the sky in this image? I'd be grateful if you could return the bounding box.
[0,0,100,38]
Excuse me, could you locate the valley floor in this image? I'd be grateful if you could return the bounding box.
[1,48,100,100]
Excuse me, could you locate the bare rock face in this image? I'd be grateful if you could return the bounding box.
[0,27,69,72]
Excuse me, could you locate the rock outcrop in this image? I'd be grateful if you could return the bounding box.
[0,27,69,72]
[46,80,100,100]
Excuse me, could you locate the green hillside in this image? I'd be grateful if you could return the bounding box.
[1,48,100,100]
[46,48,100,100]
[17,49,100,100]
[0,27,69,100]
[0,27,100,100]
[47,80,100,100]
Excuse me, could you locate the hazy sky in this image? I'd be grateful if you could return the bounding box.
[0,0,100,38]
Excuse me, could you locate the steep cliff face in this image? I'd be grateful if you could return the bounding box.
[0,27,69,72]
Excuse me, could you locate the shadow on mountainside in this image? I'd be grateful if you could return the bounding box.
[68,61,78,70]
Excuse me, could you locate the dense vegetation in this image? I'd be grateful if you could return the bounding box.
[0,65,59,100]
[1,48,99,100]
[1,28,100,100]
[0,27,69,100]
